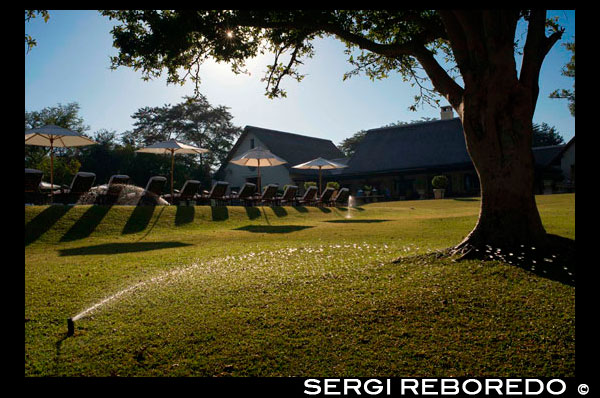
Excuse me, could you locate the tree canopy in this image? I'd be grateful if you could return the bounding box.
[549,40,575,117]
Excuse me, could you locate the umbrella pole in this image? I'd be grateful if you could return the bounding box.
[50,139,54,204]
[257,159,261,193]
[170,150,175,205]
[319,166,322,196]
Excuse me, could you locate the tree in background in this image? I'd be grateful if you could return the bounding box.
[532,123,565,147]
[101,10,566,257]
[549,40,574,117]
[125,95,242,174]
[25,102,88,185]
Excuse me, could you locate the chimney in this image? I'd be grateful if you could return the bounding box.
[440,105,454,120]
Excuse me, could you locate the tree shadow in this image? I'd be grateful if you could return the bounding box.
[58,241,193,256]
[211,206,229,221]
[323,219,392,224]
[272,206,288,217]
[503,234,576,287]
[59,205,112,242]
[244,206,262,219]
[122,205,156,234]
[175,205,195,226]
[234,225,313,234]
[25,205,73,246]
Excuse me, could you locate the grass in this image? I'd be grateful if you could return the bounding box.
[25,194,575,377]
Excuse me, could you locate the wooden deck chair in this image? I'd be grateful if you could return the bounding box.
[53,172,97,204]
[98,174,130,205]
[274,185,298,206]
[255,184,279,206]
[330,187,350,207]
[139,176,167,205]
[164,179,201,205]
[227,182,256,206]
[24,168,46,205]
[313,187,336,207]
[295,185,318,206]
[197,181,229,206]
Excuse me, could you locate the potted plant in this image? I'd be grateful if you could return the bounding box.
[363,185,373,196]
[431,175,448,199]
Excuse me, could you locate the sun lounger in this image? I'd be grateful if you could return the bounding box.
[52,171,97,204]
[330,187,350,207]
[227,182,256,206]
[254,184,279,206]
[197,181,229,206]
[25,168,46,205]
[164,179,201,205]
[274,185,298,206]
[313,187,336,207]
[97,174,130,205]
[295,185,318,206]
[138,176,167,205]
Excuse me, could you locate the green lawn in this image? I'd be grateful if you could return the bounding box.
[25,194,575,377]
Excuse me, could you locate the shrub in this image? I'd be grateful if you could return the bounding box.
[304,181,317,191]
[326,181,340,190]
[432,175,449,189]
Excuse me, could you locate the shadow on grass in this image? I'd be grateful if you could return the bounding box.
[211,206,229,221]
[60,205,112,242]
[290,206,308,213]
[175,205,195,225]
[317,207,332,213]
[122,205,155,234]
[453,198,480,202]
[324,219,392,224]
[58,241,193,256]
[25,205,73,246]
[272,206,288,217]
[244,206,261,219]
[234,225,313,234]
[350,206,365,211]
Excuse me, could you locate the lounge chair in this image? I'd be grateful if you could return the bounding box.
[274,185,298,206]
[97,174,130,205]
[254,184,279,206]
[139,176,167,205]
[25,168,46,205]
[313,187,336,207]
[52,172,97,205]
[197,181,229,206]
[295,185,318,206]
[330,187,350,207]
[227,182,256,206]
[164,180,201,205]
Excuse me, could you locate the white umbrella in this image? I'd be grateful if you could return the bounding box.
[25,125,97,202]
[229,147,287,192]
[136,138,209,203]
[292,157,348,195]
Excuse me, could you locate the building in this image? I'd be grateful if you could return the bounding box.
[214,125,346,193]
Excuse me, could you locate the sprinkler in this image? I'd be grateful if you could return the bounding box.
[67,318,75,337]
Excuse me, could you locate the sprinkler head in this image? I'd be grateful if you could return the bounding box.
[67,318,75,337]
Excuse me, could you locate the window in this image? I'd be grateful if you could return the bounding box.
[250,139,255,149]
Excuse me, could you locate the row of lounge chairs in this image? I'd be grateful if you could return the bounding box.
[25,168,350,207]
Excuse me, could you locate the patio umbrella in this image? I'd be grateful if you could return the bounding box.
[229,147,287,192]
[292,157,348,195]
[136,139,209,203]
[25,125,97,202]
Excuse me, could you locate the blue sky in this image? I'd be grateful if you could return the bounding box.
[25,10,575,146]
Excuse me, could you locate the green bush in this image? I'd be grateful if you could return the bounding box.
[432,175,449,189]
[304,181,317,191]
[326,181,340,190]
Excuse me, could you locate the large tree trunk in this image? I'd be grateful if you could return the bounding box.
[452,79,547,257]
